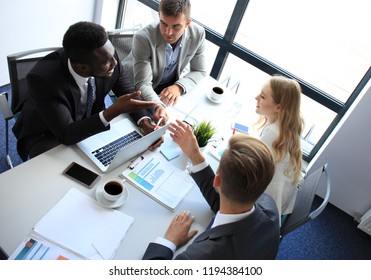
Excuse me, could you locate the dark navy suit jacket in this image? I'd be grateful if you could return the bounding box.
[13,49,150,160]
[142,165,280,260]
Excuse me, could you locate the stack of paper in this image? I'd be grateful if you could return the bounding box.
[9,188,134,260]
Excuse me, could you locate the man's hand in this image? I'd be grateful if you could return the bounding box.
[153,105,169,124]
[159,84,182,106]
[165,210,198,248]
[168,119,205,165]
[103,91,156,122]
[139,118,164,151]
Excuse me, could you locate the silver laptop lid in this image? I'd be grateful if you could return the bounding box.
[77,118,169,173]
[106,123,169,173]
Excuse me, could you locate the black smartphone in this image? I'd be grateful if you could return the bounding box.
[63,162,100,188]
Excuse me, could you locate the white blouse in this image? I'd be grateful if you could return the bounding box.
[258,122,298,217]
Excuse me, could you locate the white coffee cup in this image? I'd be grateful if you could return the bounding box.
[102,179,125,201]
[210,86,224,102]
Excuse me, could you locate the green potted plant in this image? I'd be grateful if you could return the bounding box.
[193,120,216,148]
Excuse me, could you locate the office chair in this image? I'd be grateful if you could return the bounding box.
[0,92,14,168]
[280,163,331,240]
[108,28,137,62]
[107,27,140,103]
[0,245,8,260]
[220,75,240,94]
[0,47,60,167]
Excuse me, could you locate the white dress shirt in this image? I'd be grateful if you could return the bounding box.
[68,59,108,126]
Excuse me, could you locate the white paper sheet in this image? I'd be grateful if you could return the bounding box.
[33,188,133,259]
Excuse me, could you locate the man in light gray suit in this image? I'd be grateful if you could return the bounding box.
[122,0,206,124]
[142,120,280,260]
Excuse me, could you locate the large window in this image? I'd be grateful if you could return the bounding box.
[236,0,371,104]
[117,0,371,161]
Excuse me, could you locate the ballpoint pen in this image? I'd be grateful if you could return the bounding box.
[154,117,164,130]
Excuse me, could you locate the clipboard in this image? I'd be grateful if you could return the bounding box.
[121,150,194,211]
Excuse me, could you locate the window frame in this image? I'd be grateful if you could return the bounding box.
[118,0,371,162]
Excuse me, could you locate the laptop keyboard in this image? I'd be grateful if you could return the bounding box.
[91,130,142,167]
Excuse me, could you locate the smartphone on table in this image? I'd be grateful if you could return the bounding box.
[63,162,100,189]
[232,122,249,134]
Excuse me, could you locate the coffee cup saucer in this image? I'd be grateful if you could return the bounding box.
[207,91,225,104]
[95,183,128,209]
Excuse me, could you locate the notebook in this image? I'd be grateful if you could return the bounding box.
[121,150,194,211]
[77,118,169,173]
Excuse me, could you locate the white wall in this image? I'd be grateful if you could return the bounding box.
[308,79,371,218]
[0,0,99,85]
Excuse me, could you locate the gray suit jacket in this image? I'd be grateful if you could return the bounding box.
[122,21,207,104]
[142,165,280,260]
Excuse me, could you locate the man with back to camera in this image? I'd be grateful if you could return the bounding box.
[122,0,207,125]
[13,21,161,161]
[142,120,280,260]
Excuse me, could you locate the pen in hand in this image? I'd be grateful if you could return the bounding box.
[154,117,164,130]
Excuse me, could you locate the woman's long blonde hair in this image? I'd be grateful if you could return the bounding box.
[256,75,304,186]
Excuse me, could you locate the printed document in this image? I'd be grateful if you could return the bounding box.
[121,150,194,211]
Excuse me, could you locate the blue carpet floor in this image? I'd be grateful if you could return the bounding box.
[0,83,370,259]
[0,84,23,170]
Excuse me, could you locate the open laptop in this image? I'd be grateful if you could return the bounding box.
[76,118,169,173]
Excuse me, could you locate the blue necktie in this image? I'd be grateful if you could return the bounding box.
[86,78,94,117]
[206,215,215,230]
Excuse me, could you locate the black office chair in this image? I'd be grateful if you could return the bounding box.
[280,163,331,240]
[107,27,140,62]
[108,30,135,62]
[0,245,8,260]
[0,92,14,168]
[0,47,60,167]
[107,28,140,103]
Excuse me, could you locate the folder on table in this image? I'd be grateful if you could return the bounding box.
[121,150,194,211]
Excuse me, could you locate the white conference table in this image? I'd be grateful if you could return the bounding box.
[0,76,257,259]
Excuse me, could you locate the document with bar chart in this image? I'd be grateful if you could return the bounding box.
[8,233,84,260]
[121,150,194,211]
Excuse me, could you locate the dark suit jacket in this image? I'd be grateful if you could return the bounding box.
[13,49,150,160]
[142,165,280,260]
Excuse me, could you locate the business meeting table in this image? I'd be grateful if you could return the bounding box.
[0,76,257,259]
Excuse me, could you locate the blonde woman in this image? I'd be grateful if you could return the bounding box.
[254,75,303,220]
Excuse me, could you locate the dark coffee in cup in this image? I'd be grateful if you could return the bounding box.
[210,86,224,102]
[104,181,123,195]
[213,87,224,95]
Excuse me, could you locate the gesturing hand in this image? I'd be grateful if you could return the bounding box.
[115,91,156,113]
[168,120,205,165]
[103,91,156,122]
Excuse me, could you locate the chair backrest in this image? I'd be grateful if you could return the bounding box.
[0,245,8,260]
[7,47,60,115]
[107,27,140,62]
[280,163,331,239]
